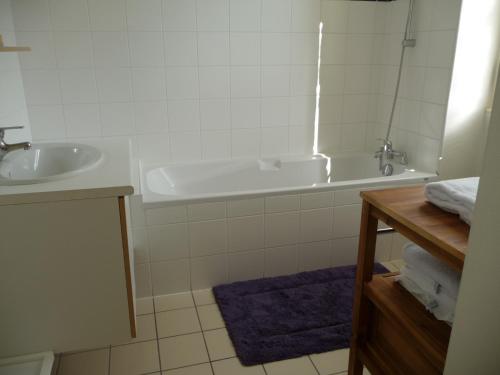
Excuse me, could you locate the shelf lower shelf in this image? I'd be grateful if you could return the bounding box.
[361,274,452,374]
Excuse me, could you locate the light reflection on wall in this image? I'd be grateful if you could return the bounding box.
[313,22,323,156]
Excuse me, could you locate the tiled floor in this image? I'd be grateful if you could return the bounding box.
[54,262,406,375]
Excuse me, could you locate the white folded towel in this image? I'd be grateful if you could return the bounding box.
[403,243,461,299]
[424,177,479,225]
[401,265,441,295]
[397,275,456,324]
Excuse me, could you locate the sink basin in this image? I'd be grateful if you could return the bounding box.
[0,143,103,185]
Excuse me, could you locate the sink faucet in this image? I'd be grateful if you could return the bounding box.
[374,138,408,176]
[0,126,32,161]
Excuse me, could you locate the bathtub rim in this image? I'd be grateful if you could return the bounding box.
[139,154,437,208]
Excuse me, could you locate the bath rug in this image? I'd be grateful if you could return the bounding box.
[213,263,388,366]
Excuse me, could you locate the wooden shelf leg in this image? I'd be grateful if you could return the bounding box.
[349,200,379,375]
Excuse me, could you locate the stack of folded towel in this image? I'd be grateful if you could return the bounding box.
[424,177,479,225]
[396,243,461,324]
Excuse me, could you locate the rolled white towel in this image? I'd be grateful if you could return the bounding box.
[401,265,441,295]
[397,275,456,324]
[424,177,479,225]
[403,243,461,300]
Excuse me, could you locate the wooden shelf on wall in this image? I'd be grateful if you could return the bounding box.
[0,34,31,52]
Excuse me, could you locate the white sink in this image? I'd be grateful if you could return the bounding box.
[0,143,103,185]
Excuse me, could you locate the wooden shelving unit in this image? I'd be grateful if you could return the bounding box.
[348,186,469,375]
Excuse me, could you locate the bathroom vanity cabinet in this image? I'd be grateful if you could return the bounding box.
[0,195,135,357]
[0,139,135,358]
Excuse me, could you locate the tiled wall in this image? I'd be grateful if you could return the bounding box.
[11,0,321,162]
[130,189,405,297]
[0,0,31,143]
[318,0,461,173]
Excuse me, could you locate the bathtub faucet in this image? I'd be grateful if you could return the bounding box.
[0,126,32,161]
[374,138,408,176]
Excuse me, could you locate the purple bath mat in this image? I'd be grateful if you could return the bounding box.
[213,264,388,366]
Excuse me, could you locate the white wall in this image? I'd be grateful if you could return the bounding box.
[440,0,500,179]
[0,0,31,143]
[12,0,321,163]
[444,64,500,375]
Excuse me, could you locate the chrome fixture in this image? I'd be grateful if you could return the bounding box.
[374,138,408,176]
[0,126,32,161]
[376,0,416,175]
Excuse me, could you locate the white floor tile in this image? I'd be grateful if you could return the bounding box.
[136,297,154,315]
[110,340,160,375]
[264,356,318,375]
[193,288,216,305]
[203,328,236,361]
[159,333,210,370]
[197,304,225,331]
[381,261,398,272]
[212,357,265,375]
[116,314,157,345]
[155,292,194,312]
[156,307,201,338]
[309,348,349,375]
[58,348,109,375]
[164,363,213,375]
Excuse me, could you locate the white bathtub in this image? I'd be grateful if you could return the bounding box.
[140,153,435,206]
[132,153,436,297]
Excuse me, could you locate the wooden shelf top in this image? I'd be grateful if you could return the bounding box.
[365,275,452,372]
[362,186,469,271]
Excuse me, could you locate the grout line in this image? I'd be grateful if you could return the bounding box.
[152,294,164,372]
[307,355,321,375]
[107,345,111,375]
[191,291,216,374]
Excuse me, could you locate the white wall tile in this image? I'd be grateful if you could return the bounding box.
[189,220,227,257]
[198,32,229,66]
[230,67,261,98]
[300,191,334,210]
[228,215,265,252]
[200,99,231,130]
[202,131,231,160]
[300,208,333,243]
[230,0,261,32]
[261,127,289,156]
[12,0,51,31]
[298,240,332,271]
[231,128,260,157]
[261,66,290,97]
[190,254,228,289]
[262,0,292,32]
[95,68,133,102]
[331,237,358,267]
[230,33,260,66]
[170,131,202,161]
[16,32,57,69]
[422,67,452,105]
[348,1,376,34]
[167,100,200,131]
[129,32,164,67]
[131,68,167,101]
[132,227,150,264]
[59,69,98,104]
[50,0,90,31]
[199,67,230,98]
[127,0,162,31]
[164,32,198,66]
[134,102,168,134]
[22,69,61,105]
[196,0,229,31]
[28,105,65,140]
[163,0,197,31]
[261,33,290,65]
[227,198,265,217]
[188,202,226,221]
[289,96,315,126]
[261,97,289,127]
[231,98,260,128]
[100,102,135,136]
[321,34,346,65]
[332,205,362,239]
[265,212,299,247]
[291,0,320,32]
[92,32,130,67]
[146,205,187,226]
[291,33,319,65]
[151,259,190,294]
[88,0,127,31]
[148,223,189,261]
[265,245,298,276]
[64,103,101,137]
[265,195,300,213]
[321,0,348,33]
[135,134,171,162]
[334,190,361,206]
[228,250,265,282]
[166,67,199,99]
[135,263,153,297]
[290,65,318,96]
